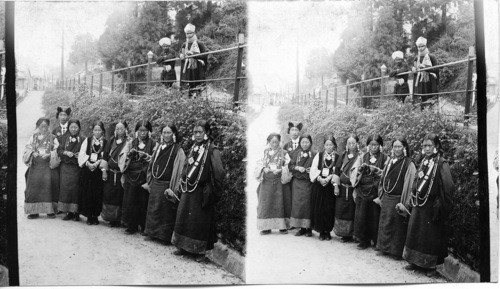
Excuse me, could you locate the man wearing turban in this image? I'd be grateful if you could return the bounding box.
[412,37,439,110]
[156,37,177,88]
[179,23,208,98]
[389,50,410,103]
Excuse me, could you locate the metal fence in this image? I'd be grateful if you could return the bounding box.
[292,46,477,126]
[54,34,247,109]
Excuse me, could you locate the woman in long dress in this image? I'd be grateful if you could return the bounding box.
[23,118,57,219]
[403,133,454,275]
[101,120,130,227]
[332,134,361,242]
[288,134,315,237]
[144,122,185,244]
[78,121,108,225]
[56,119,83,221]
[353,135,388,249]
[122,120,158,235]
[375,136,416,259]
[256,133,288,235]
[172,120,224,262]
[282,121,303,229]
[309,135,338,241]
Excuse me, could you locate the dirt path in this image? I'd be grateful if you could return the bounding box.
[245,105,447,284]
[16,91,241,285]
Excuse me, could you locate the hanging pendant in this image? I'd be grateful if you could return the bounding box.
[194,146,199,152]
[423,159,429,166]
[268,150,275,156]
[418,171,424,179]
[370,157,377,164]
[138,142,145,149]
[188,157,194,165]
[348,154,353,159]
[325,154,331,160]
[116,139,122,145]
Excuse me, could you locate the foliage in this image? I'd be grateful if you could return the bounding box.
[278,100,480,270]
[69,33,99,73]
[42,86,247,255]
[0,123,7,267]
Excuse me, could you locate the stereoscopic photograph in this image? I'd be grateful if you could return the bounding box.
[0,0,499,287]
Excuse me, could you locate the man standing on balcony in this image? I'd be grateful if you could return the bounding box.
[412,37,439,110]
[389,51,410,103]
[180,23,208,98]
[156,37,177,88]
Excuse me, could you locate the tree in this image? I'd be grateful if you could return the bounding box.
[305,47,332,88]
[69,33,99,74]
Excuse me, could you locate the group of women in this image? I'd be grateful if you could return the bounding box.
[23,107,224,261]
[255,121,454,276]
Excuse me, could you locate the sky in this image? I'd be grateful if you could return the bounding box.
[15,1,124,77]
[247,1,353,95]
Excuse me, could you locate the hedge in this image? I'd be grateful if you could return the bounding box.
[278,99,480,271]
[41,85,247,255]
[0,122,7,267]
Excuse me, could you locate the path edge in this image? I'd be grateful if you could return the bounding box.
[437,255,480,282]
[207,241,245,282]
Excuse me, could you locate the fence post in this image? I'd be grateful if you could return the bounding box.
[78,75,80,86]
[233,33,245,108]
[111,64,115,92]
[127,59,132,94]
[380,64,387,101]
[325,90,328,111]
[346,80,350,105]
[464,46,475,127]
[361,73,366,108]
[147,51,154,88]
[99,73,103,96]
[334,86,338,108]
[90,74,94,97]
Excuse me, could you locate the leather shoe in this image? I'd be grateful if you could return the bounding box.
[27,214,39,219]
[63,213,73,221]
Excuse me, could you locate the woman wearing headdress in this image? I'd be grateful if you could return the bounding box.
[353,135,388,249]
[23,117,58,219]
[78,121,108,225]
[256,133,288,235]
[332,134,362,242]
[56,119,83,221]
[309,134,339,240]
[389,51,410,103]
[412,37,439,110]
[157,37,177,88]
[121,120,158,235]
[403,133,454,276]
[101,120,130,227]
[288,134,315,237]
[282,122,303,228]
[172,120,224,262]
[144,122,185,244]
[376,136,416,259]
[179,23,208,97]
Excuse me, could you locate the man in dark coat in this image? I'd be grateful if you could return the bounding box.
[156,37,177,88]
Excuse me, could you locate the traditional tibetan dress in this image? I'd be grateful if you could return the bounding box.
[57,133,82,213]
[288,149,314,229]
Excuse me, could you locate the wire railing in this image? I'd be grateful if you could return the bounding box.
[290,46,477,126]
[52,35,247,109]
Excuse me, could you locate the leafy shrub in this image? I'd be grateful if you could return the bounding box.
[42,86,247,255]
[278,100,480,270]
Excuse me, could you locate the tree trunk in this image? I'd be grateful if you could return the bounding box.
[441,3,447,35]
[85,61,88,75]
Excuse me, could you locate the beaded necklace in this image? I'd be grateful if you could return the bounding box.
[33,132,51,152]
[381,157,406,195]
[264,148,281,168]
[151,143,175,180]
[180,141,210,193]
[322,151,335,169]
[411,155,440,207]
[64,134,79,152]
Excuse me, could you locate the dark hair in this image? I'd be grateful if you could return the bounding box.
[324,134,337,149]
[366,134,383,147]
[160,122,181,143]
[194,119,211,136]
[347,133,359,143]
[114,120,128,130]
[135,120,153,132]
[267,133,281,143]
[67,119,81,131]
[423,133,443,155]
[392,136,411,158]
[299,134,313,150]
[287,122,303,134]
[56,106,71,119]
[36,117,50,128]
[92,121,106,134]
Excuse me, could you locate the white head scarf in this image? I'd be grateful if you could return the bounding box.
[184,23,196,33]
[391,51,404,60]
[159,37,171,46]
[416,37,427,46]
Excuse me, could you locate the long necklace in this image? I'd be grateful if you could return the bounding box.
[180,141,210,193]
[381,157,406,195]
[411,155,440,207]
[264,148,281,167]
[322,151,335,169]
[34,132,50,152]
[151,143,175,180]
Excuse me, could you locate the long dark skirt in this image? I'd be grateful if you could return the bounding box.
[282,181,293,227]
[58,162,80,213]
[101,171,124,222]
[79,167,103,218]
[257,172,287,230]
[310,182,335,233]
[403,201,448,268]
[376,194,408,257]
[290,178,313,228]
[25,156,57,214]
[122,172,149,232]
[172,182,217,254]
[353,195,380,245]
[144,179,177,242]
[333,186,355,237]
[51,167,60,207]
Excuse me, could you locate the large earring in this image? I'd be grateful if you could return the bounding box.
[173,134,177,143]
[203,134,208,140]
[135,131,138,139]
[403,148,407,157]
[421,149,425,155]
[114,131,117,139]
[160,135,164,144]
[191,135,195,141]
[433,148,437,154]
[356,144,359,151]
[391,149,394,158]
